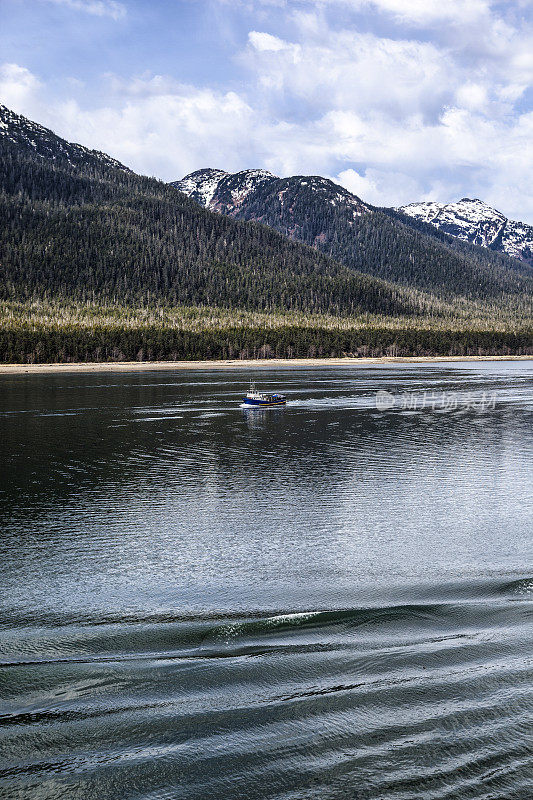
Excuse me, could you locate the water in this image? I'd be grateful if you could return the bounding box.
[1,361,532,799]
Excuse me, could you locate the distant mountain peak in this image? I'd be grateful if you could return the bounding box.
[291,174,366,208]
[174,168,229,207]
[398,198,532,266]
[236,168,276,180]
[172,167,369,220]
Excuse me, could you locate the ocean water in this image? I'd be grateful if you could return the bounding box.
[0,360,532,799]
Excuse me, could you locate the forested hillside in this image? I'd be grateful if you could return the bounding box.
[1,113,432,319]
[0,105,531,363]
[180,172,533,304]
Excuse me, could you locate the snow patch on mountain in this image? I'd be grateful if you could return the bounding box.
[398,198,533,266]
[211,169,277,213]
[173,168,229,207]
[173,168,277,213]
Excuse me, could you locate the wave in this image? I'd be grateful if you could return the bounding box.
[1,587,532,800]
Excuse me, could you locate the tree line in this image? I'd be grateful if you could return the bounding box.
[2,320,530,364]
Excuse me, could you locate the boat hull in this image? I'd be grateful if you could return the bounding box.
[242,398,286,407]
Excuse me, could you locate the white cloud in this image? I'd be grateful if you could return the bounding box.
[248,31,291,52]
[295,0,531,75]
[455,83,489,113]
[1,0,532,223]
[244,28,456,119]
[334,167,424,207]
[0,64,256,178]
[0,63,42,110]
[238,6,533,220]
[338,0,494,28]
[43,0,126,21]
[57,88,255,179]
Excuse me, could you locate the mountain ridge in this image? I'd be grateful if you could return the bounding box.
[0,103,130,173]
[173,168,533,302]
[0,104,434,319]
[175,168,533,269]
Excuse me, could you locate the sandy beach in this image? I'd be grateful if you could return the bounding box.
[0,355,530,374]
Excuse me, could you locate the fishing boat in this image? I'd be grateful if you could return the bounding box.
[242,383,286,407]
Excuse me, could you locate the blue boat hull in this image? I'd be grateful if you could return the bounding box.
[242,397,286,407]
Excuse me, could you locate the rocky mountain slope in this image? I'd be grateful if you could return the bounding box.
[0,104,129,172]
[398,199,533,267]
[173,169,369,218]
[174,169,532,302]
[175,169,277,214]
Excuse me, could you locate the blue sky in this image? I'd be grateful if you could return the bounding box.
[1,0,532,221]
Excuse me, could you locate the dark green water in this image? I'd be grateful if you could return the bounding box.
[1,361,532,799]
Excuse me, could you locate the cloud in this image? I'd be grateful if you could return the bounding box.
[248,31,290,52]
[238,4,533,219]
[332,0,495,27]
[43,0,126,20]
[0,64,256,179]
[1,0,532,223]
[245,28,457,120]
[56,87,255,179]
[334,167,425,207]
[0,63,42,110]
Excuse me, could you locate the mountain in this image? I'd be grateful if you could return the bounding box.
[173,168,368,218]
[0,103,129,172]
[0,105,427,318]
[398,198,533,267]
[1,105,530,363]
[173,169,533,303]
[174,168,229,207]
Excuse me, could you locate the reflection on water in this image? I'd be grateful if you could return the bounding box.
[242,406,286,429]
[0,361,532,800]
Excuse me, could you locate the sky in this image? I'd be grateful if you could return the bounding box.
[1,0,532,222]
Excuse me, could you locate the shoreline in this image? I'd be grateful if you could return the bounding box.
[0,355,531,374]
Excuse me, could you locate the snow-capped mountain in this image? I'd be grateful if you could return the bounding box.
[398,198,533,267]
[173,168,370,219]
[173,168,278,214]
[0,104,129,172]
[176,169,532,269]
[172,166,533,298]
